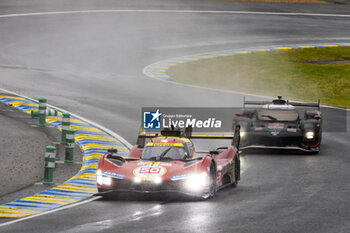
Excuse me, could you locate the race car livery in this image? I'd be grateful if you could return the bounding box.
[96,127,241,199]
[233,96,322,153]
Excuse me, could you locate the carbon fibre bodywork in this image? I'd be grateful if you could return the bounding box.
[233,97,322,153]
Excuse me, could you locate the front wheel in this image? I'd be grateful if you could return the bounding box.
[233,153,241,186]
[201,162,217,199]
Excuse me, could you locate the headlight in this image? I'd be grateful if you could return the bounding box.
[305,131,314,139]
[96,169,112,186]
[96,169,103,185]
[153,176,162,184]
[240,131,246,137]
[102,176,112,186]
[185,172,209,192]
[133,176,142,183]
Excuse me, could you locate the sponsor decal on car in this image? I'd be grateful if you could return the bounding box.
[137,162,149,165]
[159,162,173,167]
[170,174,190,181]
[133,166,167,178]
[103,171,125,179]
[268,123,284,129]
[287,128,297,132]
[146,142,184,147]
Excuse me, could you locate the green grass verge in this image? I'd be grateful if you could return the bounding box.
[167,47,350,108]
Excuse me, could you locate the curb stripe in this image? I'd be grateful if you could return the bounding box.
[76,139,123,146]
[83,154,104,161]
[37,191,89,199]
[49,121,93,128]
[66,180,96,187]
[82,159,100,166]
[0,96,130,218]
[22,197,75,205]
[74,130,111,137]
[67,178,96,184]
[80,144,129,151]
[82,149,129,156]
[75,134,117,142]
[0,207,42,214]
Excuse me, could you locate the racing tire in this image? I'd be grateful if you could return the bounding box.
[310,131,322,155]
[233,153,241,187]
[201,162,217,200]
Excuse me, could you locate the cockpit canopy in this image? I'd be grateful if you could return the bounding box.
[257,109,299,121]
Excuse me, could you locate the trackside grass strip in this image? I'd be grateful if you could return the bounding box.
[167,47,350,108]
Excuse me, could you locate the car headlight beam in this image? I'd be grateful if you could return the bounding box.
[153,176,162,184]
[185,172,209,192]
[306,131,314,139]
[102,176,112,186]
[96,169,103,185]
[133,176,142,183]
[96,169,112,186]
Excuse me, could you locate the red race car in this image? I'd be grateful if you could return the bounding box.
[96,127,241,199]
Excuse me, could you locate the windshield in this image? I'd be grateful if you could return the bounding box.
[258,109,299,121]
[142,146,186,160]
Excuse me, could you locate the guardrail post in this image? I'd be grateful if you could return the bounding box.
[38,98,47,127]
[65,129,75,163]
[46,109,58,116]
[31,110,39,118]
[61,112,71,144]
[43,146,56,184]
[31,109,58,118]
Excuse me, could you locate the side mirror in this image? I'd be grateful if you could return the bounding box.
[184,152,189,159]
[209,150,219,155]
[107,148,118,154]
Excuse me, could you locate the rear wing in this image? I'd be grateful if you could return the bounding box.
[243,96,320,110]
[136,126,240,149]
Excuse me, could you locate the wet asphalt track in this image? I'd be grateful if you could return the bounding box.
[0,0,350,232]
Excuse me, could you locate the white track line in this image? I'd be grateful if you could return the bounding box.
[0,196,101,227]
[0,9,349,19]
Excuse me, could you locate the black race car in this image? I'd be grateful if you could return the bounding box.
[233,96,322,153]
